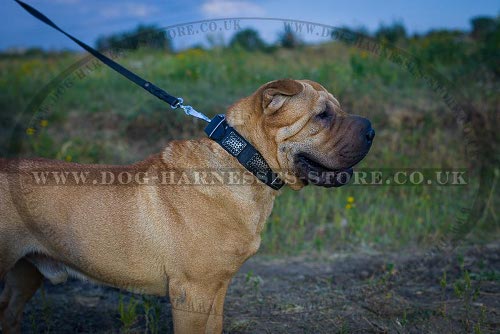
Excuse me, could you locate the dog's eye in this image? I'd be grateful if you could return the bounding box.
[316,108,331,120]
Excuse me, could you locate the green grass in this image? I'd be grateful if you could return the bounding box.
[262,183,472,253]
[118,294,139,333]
[0,40,497,254]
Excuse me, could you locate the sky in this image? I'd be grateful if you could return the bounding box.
[1,0,498,51]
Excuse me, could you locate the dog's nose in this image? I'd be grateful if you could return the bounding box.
[366,128,375,144]
[356,117,374,145]
[350,116,374,147]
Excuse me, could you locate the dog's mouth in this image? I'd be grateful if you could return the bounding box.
[295,154,354,188]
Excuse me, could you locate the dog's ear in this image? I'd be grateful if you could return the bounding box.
[300,79,327,92]
[261,79,303,114]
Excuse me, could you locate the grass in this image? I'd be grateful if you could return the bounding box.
[142,296,162,334]
[0,39,497,255]
[116,293,164,333]
[262,180,472,253]
[117,294,139,333]
[437,253,495,334]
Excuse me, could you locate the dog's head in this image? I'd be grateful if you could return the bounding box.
[226,79,374,189]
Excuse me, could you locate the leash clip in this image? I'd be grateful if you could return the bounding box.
[170,97,184,109]
[171,97,211,123]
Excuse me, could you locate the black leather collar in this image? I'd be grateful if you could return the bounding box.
[205,115,285,190]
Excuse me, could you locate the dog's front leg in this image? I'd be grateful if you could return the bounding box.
[169,279,229,334]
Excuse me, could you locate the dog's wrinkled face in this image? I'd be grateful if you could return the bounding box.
[228,79,375,189]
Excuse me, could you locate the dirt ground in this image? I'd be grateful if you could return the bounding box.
[5,242,499,334]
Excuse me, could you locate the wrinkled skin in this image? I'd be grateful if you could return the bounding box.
[228,79,374,189]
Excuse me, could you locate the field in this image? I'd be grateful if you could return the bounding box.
[0,27,499,333]
[18,243,500,333]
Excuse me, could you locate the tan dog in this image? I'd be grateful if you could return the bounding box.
[0,79,374,333]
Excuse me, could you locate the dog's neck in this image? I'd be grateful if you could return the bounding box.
[225,104,281,175]
[225,98,309,191]
[157,138,278,235]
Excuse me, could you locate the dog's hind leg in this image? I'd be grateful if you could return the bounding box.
[0,259,43,334]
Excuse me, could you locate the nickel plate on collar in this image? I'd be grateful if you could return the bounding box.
[221,131,247,155]
[247,153,269,175]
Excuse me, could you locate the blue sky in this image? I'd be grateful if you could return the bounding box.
[1,0,498,51]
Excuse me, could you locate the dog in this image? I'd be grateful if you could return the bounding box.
[0,79,374,333]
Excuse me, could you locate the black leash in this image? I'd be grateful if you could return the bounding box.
[15,0,284,190]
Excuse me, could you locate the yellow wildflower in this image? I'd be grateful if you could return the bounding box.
[26,127,35,135]
[40,119,48,127]
[65,155,72,162]
[347,196,355,203]
[345,204,352,210]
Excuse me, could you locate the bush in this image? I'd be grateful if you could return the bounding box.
[95,25,172,52]
[279,25,302,49]
[411,30,468,65]
[229,29,267,52]
[470,16,500,75]
[375,22,407,44]
[470,16,498,40]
